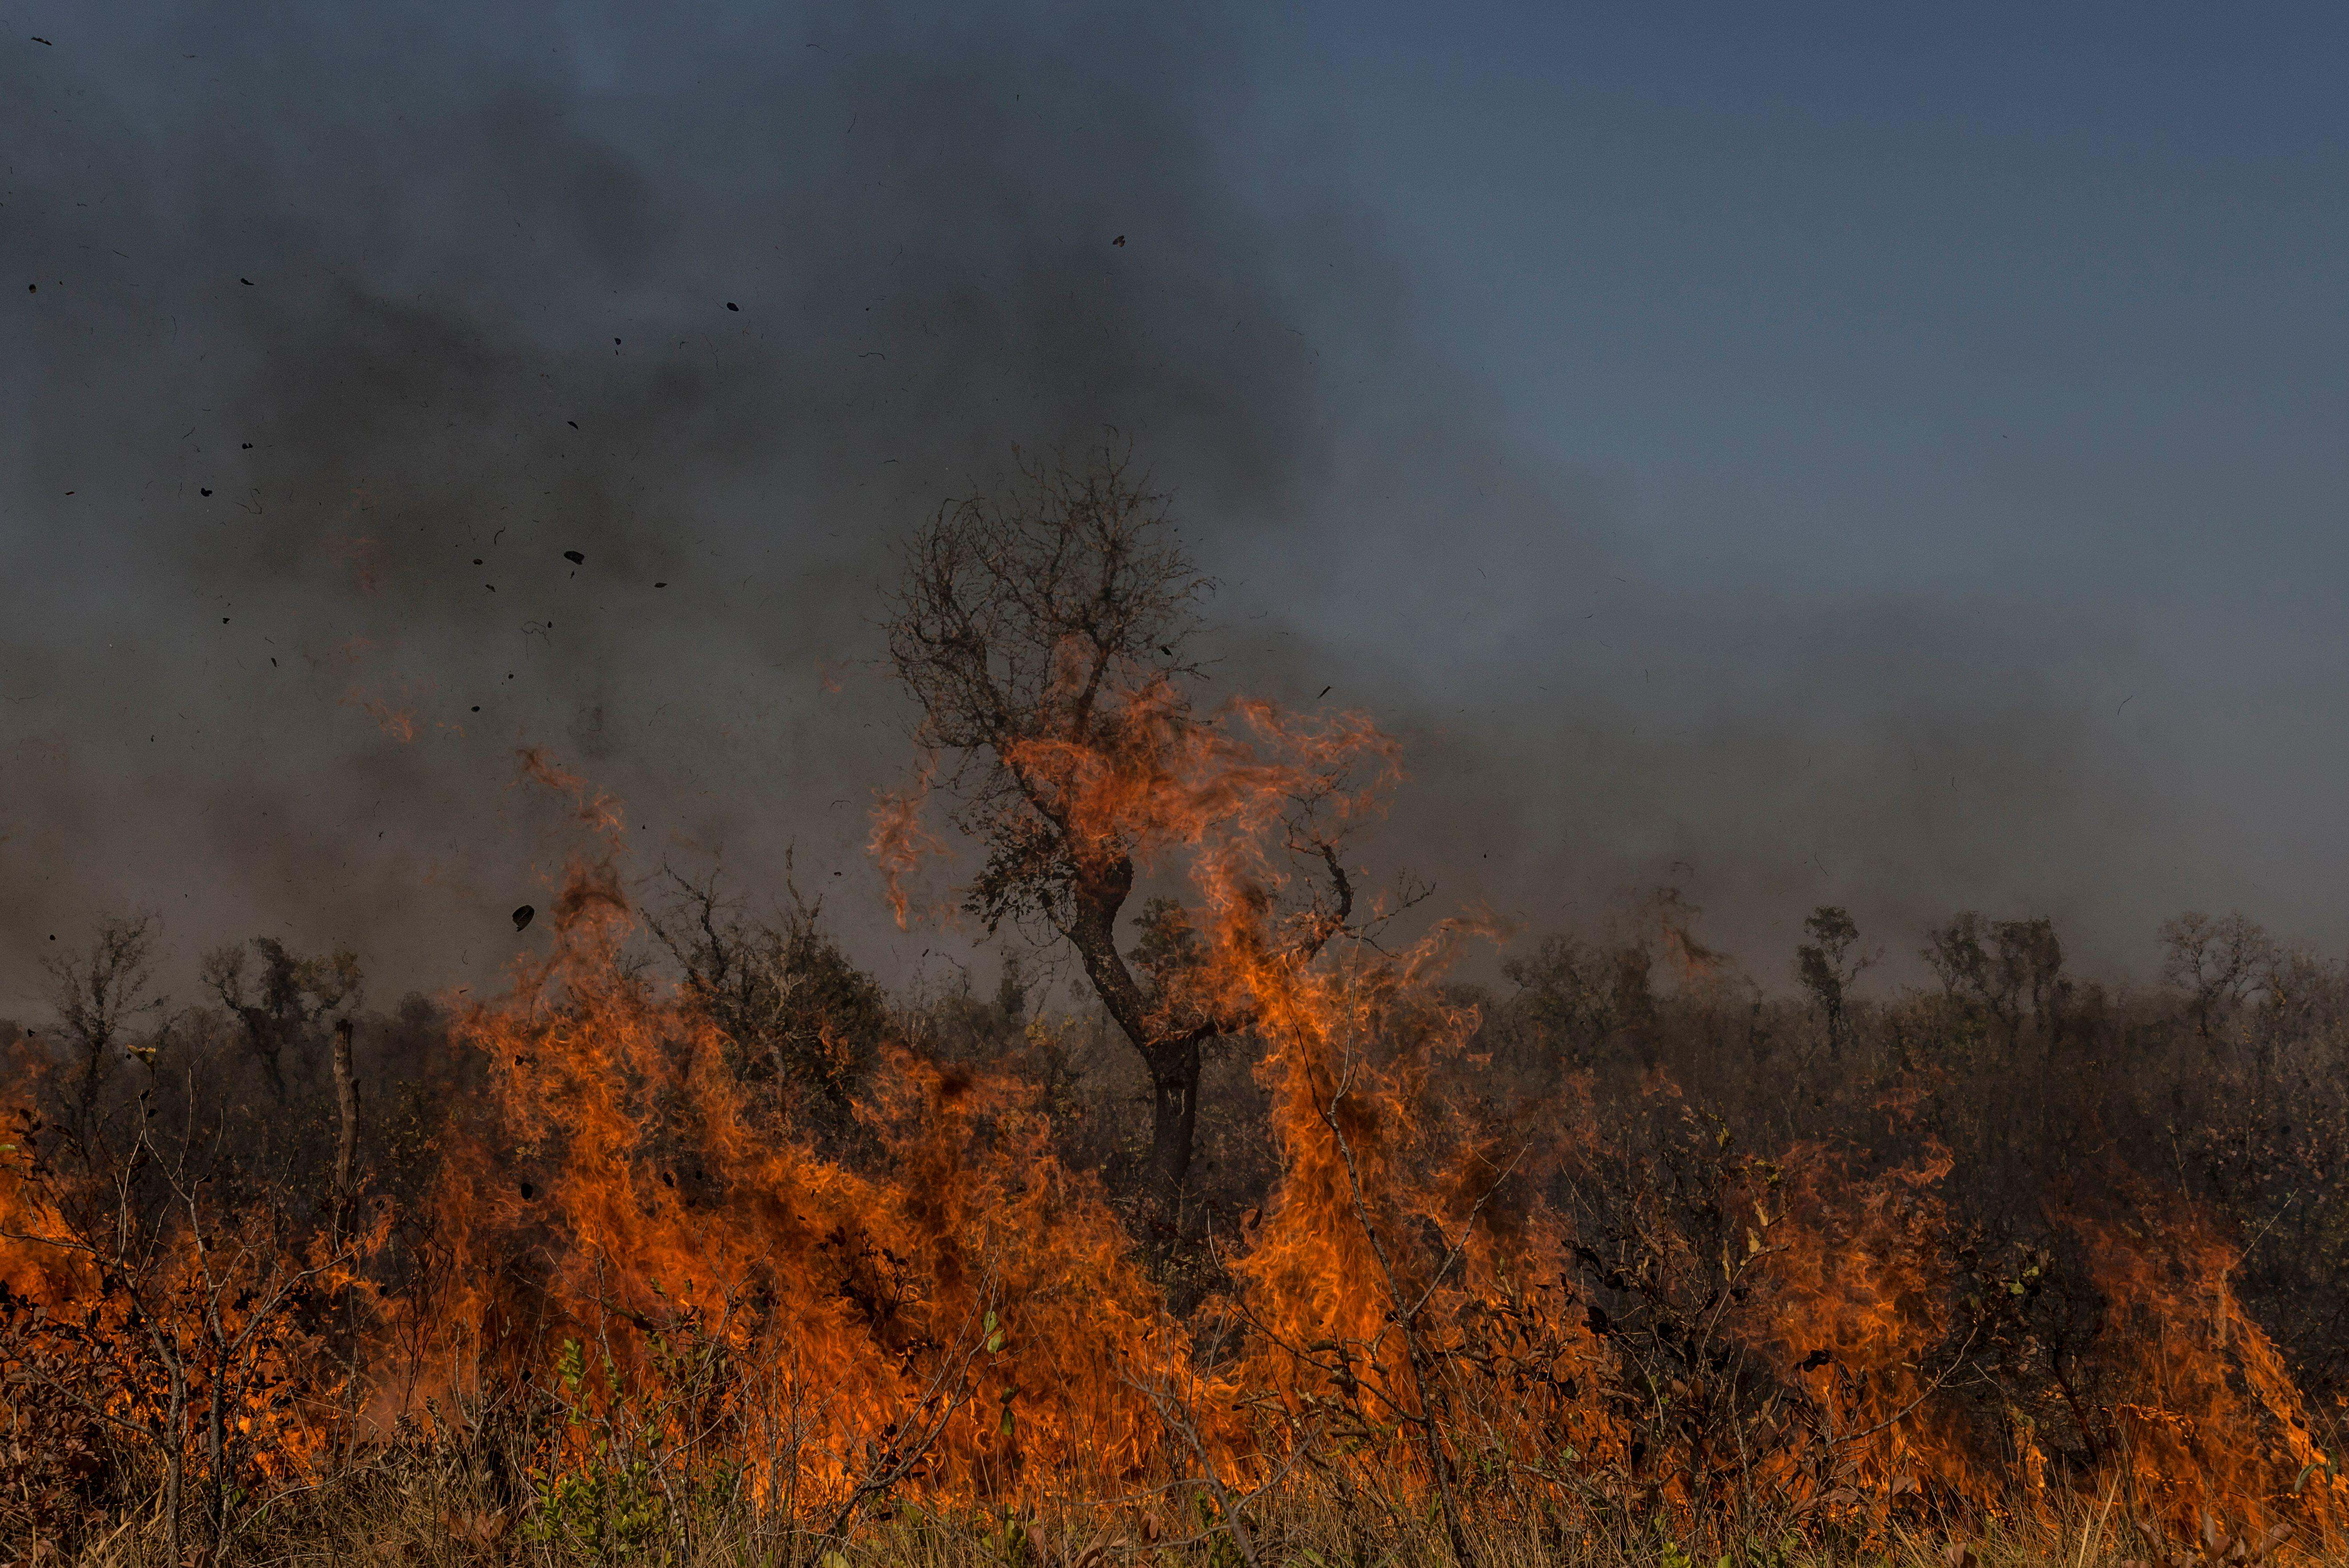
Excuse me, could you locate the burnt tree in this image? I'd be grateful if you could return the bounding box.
[883,443,1357,1233]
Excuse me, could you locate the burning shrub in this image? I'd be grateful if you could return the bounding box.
[7,571,2349,1563]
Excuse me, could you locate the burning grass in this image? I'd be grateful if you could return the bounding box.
[5,698,2347,1565]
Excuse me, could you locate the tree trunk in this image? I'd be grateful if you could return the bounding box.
[162,1376,185,1568]
[330,1017,359,1231]
[207,1362,228,1555]
[1143,1038,1203,1243]
[1061,853,1211,1242]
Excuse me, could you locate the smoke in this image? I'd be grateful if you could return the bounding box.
[0,0,2246,1015]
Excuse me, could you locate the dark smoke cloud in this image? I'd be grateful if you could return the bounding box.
[0,0,1355,1004]
[0,0,2235,1017]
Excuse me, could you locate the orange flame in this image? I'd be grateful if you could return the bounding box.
[868,757,948,930]
[4,704,2344,1556]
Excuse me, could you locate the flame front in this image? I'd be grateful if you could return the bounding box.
[3,683,2341,1556]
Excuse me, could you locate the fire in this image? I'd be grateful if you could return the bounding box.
[2075,1201,2348,1537]
[415,892,1188,1508]
[869,757,947,932]
[4,682,2343,1559]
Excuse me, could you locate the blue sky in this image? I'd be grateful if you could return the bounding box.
[1251,3,2349,949]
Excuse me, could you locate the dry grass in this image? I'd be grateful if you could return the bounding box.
[15,1445,2291,1568]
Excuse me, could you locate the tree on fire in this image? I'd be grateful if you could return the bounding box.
[882,441,1363,1234]
[15,875,2349,1551]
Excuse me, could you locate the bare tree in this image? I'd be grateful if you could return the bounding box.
[39,914,165,1155]
[1793,905,1875,1060]
[645,860,889,1134]
[1922,912,2067,1051]
[199,937,361,1105]
[882,441,1360,1231]
[2158,910,2277,1042]
[1500,930,1655,1076]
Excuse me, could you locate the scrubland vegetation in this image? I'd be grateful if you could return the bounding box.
[6,453,2343,1565]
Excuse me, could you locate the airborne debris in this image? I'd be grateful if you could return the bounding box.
[512,905,534,932]
[564,550,584,565]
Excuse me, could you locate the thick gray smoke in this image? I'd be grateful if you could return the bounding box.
[0,0,2248,1016]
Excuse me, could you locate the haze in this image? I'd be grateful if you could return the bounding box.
[5,0,2345,1012]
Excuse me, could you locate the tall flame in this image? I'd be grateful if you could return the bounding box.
[2,692,2341,1556]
